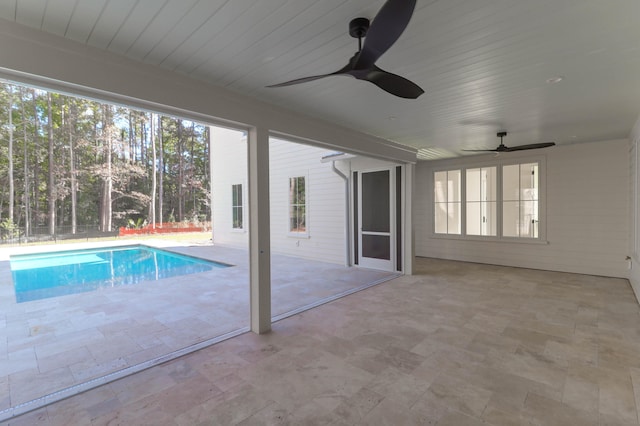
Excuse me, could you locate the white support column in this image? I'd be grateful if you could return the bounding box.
[248,126,271,334]
[403,163,416,275]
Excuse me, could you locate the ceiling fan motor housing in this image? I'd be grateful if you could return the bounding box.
[349,18,370,38]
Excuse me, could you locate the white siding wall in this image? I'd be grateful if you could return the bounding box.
[211,133,347,265]
[416,139,630,278]
[269,139,346,264]
[210,127,248,249]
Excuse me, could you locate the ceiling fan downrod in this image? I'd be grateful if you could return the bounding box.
[497,131,507,149]
[349,18,370,52]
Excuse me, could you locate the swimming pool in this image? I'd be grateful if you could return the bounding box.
[10,245,229,303]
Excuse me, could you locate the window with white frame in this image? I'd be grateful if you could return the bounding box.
[503,163,539,238]
[466,167,497,236]
[231,184,243,230]
[289,176,307,234]
[434,160,542,239]
[434,170,461,235]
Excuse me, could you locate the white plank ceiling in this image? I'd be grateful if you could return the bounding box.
[1,0,639,159]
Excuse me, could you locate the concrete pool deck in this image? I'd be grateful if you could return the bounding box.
[0,239,398,417]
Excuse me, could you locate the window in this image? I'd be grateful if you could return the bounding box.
[433,160,542,240]
[503,163,539,238]
[434,170,461,234]
[231,184,243,229]
[466,167,497,236]
[289,176,307,233]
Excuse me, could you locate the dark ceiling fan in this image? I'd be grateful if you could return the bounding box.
[267,0,424,99]
[463,132,556,153]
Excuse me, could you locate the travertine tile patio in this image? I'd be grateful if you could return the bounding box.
[2,257,639,425]
[0,240,396,416]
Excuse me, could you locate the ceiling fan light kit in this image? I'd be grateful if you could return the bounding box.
[267,0,424,99]
[463,132,556,153]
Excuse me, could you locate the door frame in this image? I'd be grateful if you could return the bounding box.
[354,166,397,271]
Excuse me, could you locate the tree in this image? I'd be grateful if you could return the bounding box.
[0,82,210,237]
[47,92,55,235]
[7,85,14,224]
[177,119,184,222]
[149,112,156,228]
[99,104,113,232]
[20,87,30,237]
[67,98,78,234]
[158,116,164,224]
[31,89,42,229]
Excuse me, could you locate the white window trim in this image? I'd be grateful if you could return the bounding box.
[287,174,309,238]
[433,169,462,235]
[231,182,246,233]
[431,154,548,244]
[465,166,498,237]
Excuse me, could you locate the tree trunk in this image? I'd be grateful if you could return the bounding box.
[177,120,184,222]
[21,87,30,237]
[106,107,113,232]
[7,85,14,224]
[69,100,77,234]
[140,113,145,166]
[149,113,156,228]
[158,117,164,225]
[141,120,146,194]
[190,122,196,216]
[31,89,41,227]
[101,105,113,232]
[128,110,134,164]
[47,93,55,235]
[204,126,211,221]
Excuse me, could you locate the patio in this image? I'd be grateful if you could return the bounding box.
[2,258,639,425]
[0,239,398,419]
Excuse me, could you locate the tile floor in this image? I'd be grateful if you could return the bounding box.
[2,257,639,425]
[0,240,396,416]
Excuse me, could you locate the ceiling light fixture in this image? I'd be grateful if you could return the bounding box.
[546,76,564,84]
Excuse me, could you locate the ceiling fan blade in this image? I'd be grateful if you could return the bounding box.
[356,0,417,69]
[362,66,424,99]
[266,61,354,88]
[463,142,555,153]
[267,74,338,88]
[503,142,556,152]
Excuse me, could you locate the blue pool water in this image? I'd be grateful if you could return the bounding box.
[10,245,229,303]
